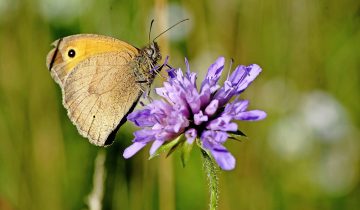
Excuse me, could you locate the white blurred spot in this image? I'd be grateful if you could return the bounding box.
[268,89,359,195]
[269,115,312,160]
[301,91,349,142]
[269,90,351,160]
[149,3,193,41]
[38,0,94,23]
[313,146,359,196]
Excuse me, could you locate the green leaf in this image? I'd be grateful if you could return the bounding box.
[148,135,184,160]
[180,140,194,167]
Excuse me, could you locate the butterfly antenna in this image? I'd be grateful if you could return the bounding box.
[153,18,189,42]
[149,19,155,45]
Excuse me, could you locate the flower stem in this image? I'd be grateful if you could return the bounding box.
[201,149,219,210]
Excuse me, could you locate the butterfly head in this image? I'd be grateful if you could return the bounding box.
[143,41,161,64]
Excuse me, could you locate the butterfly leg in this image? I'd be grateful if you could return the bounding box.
[166,64,173,69]
[143,85,153,103]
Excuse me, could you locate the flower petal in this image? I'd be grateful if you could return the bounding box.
[133,129,156,142]
[185,58,197,86]
[185,128,197,144]
[127,108,154,127]
[200,57,225,94]
[205,99,219,116]
[234,110,267,121]
[194,111,208,125]
[185,89,201,114]
[201,131,235,170]
[205,57,225,84]
[123,142,147,158]
[214,64,262,106]
[224,100,249,115]
[206,116,238,132]
[201,130,229,144]
[199,83,211,107]
[150,140,164,155]
[234,64,262,94]
[210,145,236,170]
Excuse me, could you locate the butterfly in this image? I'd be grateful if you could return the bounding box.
[46,33,163,146]
[46,19,188,146]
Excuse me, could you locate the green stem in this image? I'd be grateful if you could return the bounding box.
[201,149,219,210]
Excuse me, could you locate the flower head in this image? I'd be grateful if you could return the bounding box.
[124,57,266,170]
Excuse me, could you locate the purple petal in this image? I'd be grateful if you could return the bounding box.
[185,128,197,144]
[201,131,235,170]
[210,146,236,170]
[224,100,249,115]
[214,64,262,106]
[205,57,225,83]
[200,57,225,93]
[155,85,182,107]
[234,64,262,94]
[123,142,147,158]
[233,100,249,112]
[155,131,178,141]
[205,99,219,116]
[206,116,238,132]
[149,100,174,117]
[234,110,267,121]
[183,58,197,86]
[228,65,246,84]
[213,89,232,106]
[150,140,164,155]
[185,57,190,75]
[168,113,189,133]
[127,108,154,127]
[199,83,211,107]
[133,129,156,142]
[184,58,197,85]
[185,89,201,114]
[201,130,229,144]
[155,87,168,98]
[223,80,232,91]
[194,111,208,125]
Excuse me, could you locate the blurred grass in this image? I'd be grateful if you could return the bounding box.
[0,0,360,210]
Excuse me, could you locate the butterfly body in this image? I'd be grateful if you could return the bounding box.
[46,34,161,146]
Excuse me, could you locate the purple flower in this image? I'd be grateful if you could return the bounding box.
[123,57,266,170]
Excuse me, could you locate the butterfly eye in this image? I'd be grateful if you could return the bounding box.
[68,49,76,58]
[146,48,154,56]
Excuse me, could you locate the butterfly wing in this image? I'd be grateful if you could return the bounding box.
[63,52,142,146]
[46,34,143,146]
[46,34,140,86]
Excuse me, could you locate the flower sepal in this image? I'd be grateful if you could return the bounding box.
[180,139,195,167]
[196,138,212,159]
[148,135,185,160]
[227,130,247,141]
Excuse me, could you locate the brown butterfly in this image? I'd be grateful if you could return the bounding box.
[46,19,188,146]
[46,33,162,146]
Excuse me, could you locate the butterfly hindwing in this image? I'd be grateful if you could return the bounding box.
[62,52,143,146]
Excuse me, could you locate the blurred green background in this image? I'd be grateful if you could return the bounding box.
[0,0,359,209]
